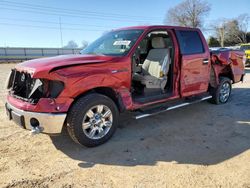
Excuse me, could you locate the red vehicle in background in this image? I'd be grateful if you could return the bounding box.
[5,26,245,147]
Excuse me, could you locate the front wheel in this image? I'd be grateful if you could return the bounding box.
[66,93,119,147]
[210,77,232,104]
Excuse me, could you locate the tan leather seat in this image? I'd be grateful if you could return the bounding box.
[133,37,171,91]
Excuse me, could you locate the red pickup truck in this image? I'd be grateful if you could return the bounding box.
[5,26,245,147]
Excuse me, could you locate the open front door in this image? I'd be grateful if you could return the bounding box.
[176,29,210,97]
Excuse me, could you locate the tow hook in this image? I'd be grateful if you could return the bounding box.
[30,117,43,134]
[30,126,43,134]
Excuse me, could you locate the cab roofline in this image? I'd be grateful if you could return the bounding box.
[112,25,199,31]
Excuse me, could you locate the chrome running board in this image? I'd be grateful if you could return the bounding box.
[134,95,212,119]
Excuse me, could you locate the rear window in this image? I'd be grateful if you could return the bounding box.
[176,30,204,55]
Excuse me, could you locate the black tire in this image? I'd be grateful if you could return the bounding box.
[66,93,119,147]
[209,77,232,104]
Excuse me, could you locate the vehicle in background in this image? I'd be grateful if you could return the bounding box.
[5,26,245,147]
[240,43,250,66]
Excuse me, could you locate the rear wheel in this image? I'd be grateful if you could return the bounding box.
[210,77,232,104]
[66,93,119,147]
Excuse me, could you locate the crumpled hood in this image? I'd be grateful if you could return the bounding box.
[16,54,116,74]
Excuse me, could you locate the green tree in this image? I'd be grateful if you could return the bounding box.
[208,37,220,47]
[246,32,250,43]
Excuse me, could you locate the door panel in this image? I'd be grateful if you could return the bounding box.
[175,29,210,97]
[181,54,210,96]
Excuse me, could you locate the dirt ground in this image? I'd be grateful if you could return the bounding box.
[0,63,249,188]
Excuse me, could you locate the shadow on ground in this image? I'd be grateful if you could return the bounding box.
[50,88,250,167]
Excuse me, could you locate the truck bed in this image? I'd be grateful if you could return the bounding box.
[211,49,244,66]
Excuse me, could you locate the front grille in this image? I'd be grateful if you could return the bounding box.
[7,69,46,104]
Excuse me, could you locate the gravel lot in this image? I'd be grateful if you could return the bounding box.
[0,63,249,188]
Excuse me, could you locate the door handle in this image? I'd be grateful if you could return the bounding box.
[203,59,209,65]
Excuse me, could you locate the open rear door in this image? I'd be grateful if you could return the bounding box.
[175,29,210,97]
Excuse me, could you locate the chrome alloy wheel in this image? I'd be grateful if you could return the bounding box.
[82,105,113,140]
[219,82,231,103]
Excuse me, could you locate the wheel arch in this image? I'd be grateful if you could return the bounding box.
[210,64,234,89]
[69,87,126,113]
[218,70,234,83]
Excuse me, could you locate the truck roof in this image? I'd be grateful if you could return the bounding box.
[114,25,200,31]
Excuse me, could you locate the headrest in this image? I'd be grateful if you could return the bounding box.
[152,37,165,49]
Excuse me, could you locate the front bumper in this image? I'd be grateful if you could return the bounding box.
[5,102,66,134]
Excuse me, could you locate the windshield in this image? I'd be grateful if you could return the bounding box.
[81,29,144,56]
[240,45,250,51]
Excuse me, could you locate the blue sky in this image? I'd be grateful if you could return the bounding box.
[0,0,249,48]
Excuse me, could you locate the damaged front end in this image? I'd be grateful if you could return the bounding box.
[7,69,64,104]
[5,69,69,134]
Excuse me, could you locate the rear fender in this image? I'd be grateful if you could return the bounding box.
[211,50,245,84]
[228,52,245,83]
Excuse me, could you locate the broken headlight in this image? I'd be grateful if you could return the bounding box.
[29,79,65,100]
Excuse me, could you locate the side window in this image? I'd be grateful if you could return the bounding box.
[134,30,172,64]
[176,30,204,55]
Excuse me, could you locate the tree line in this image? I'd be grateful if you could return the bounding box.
[165,0,249,47]
[209,14,250,47]
[63,40,88,49]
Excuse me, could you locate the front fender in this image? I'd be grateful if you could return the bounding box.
[71,72,130,97]
[49,60,132,109]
